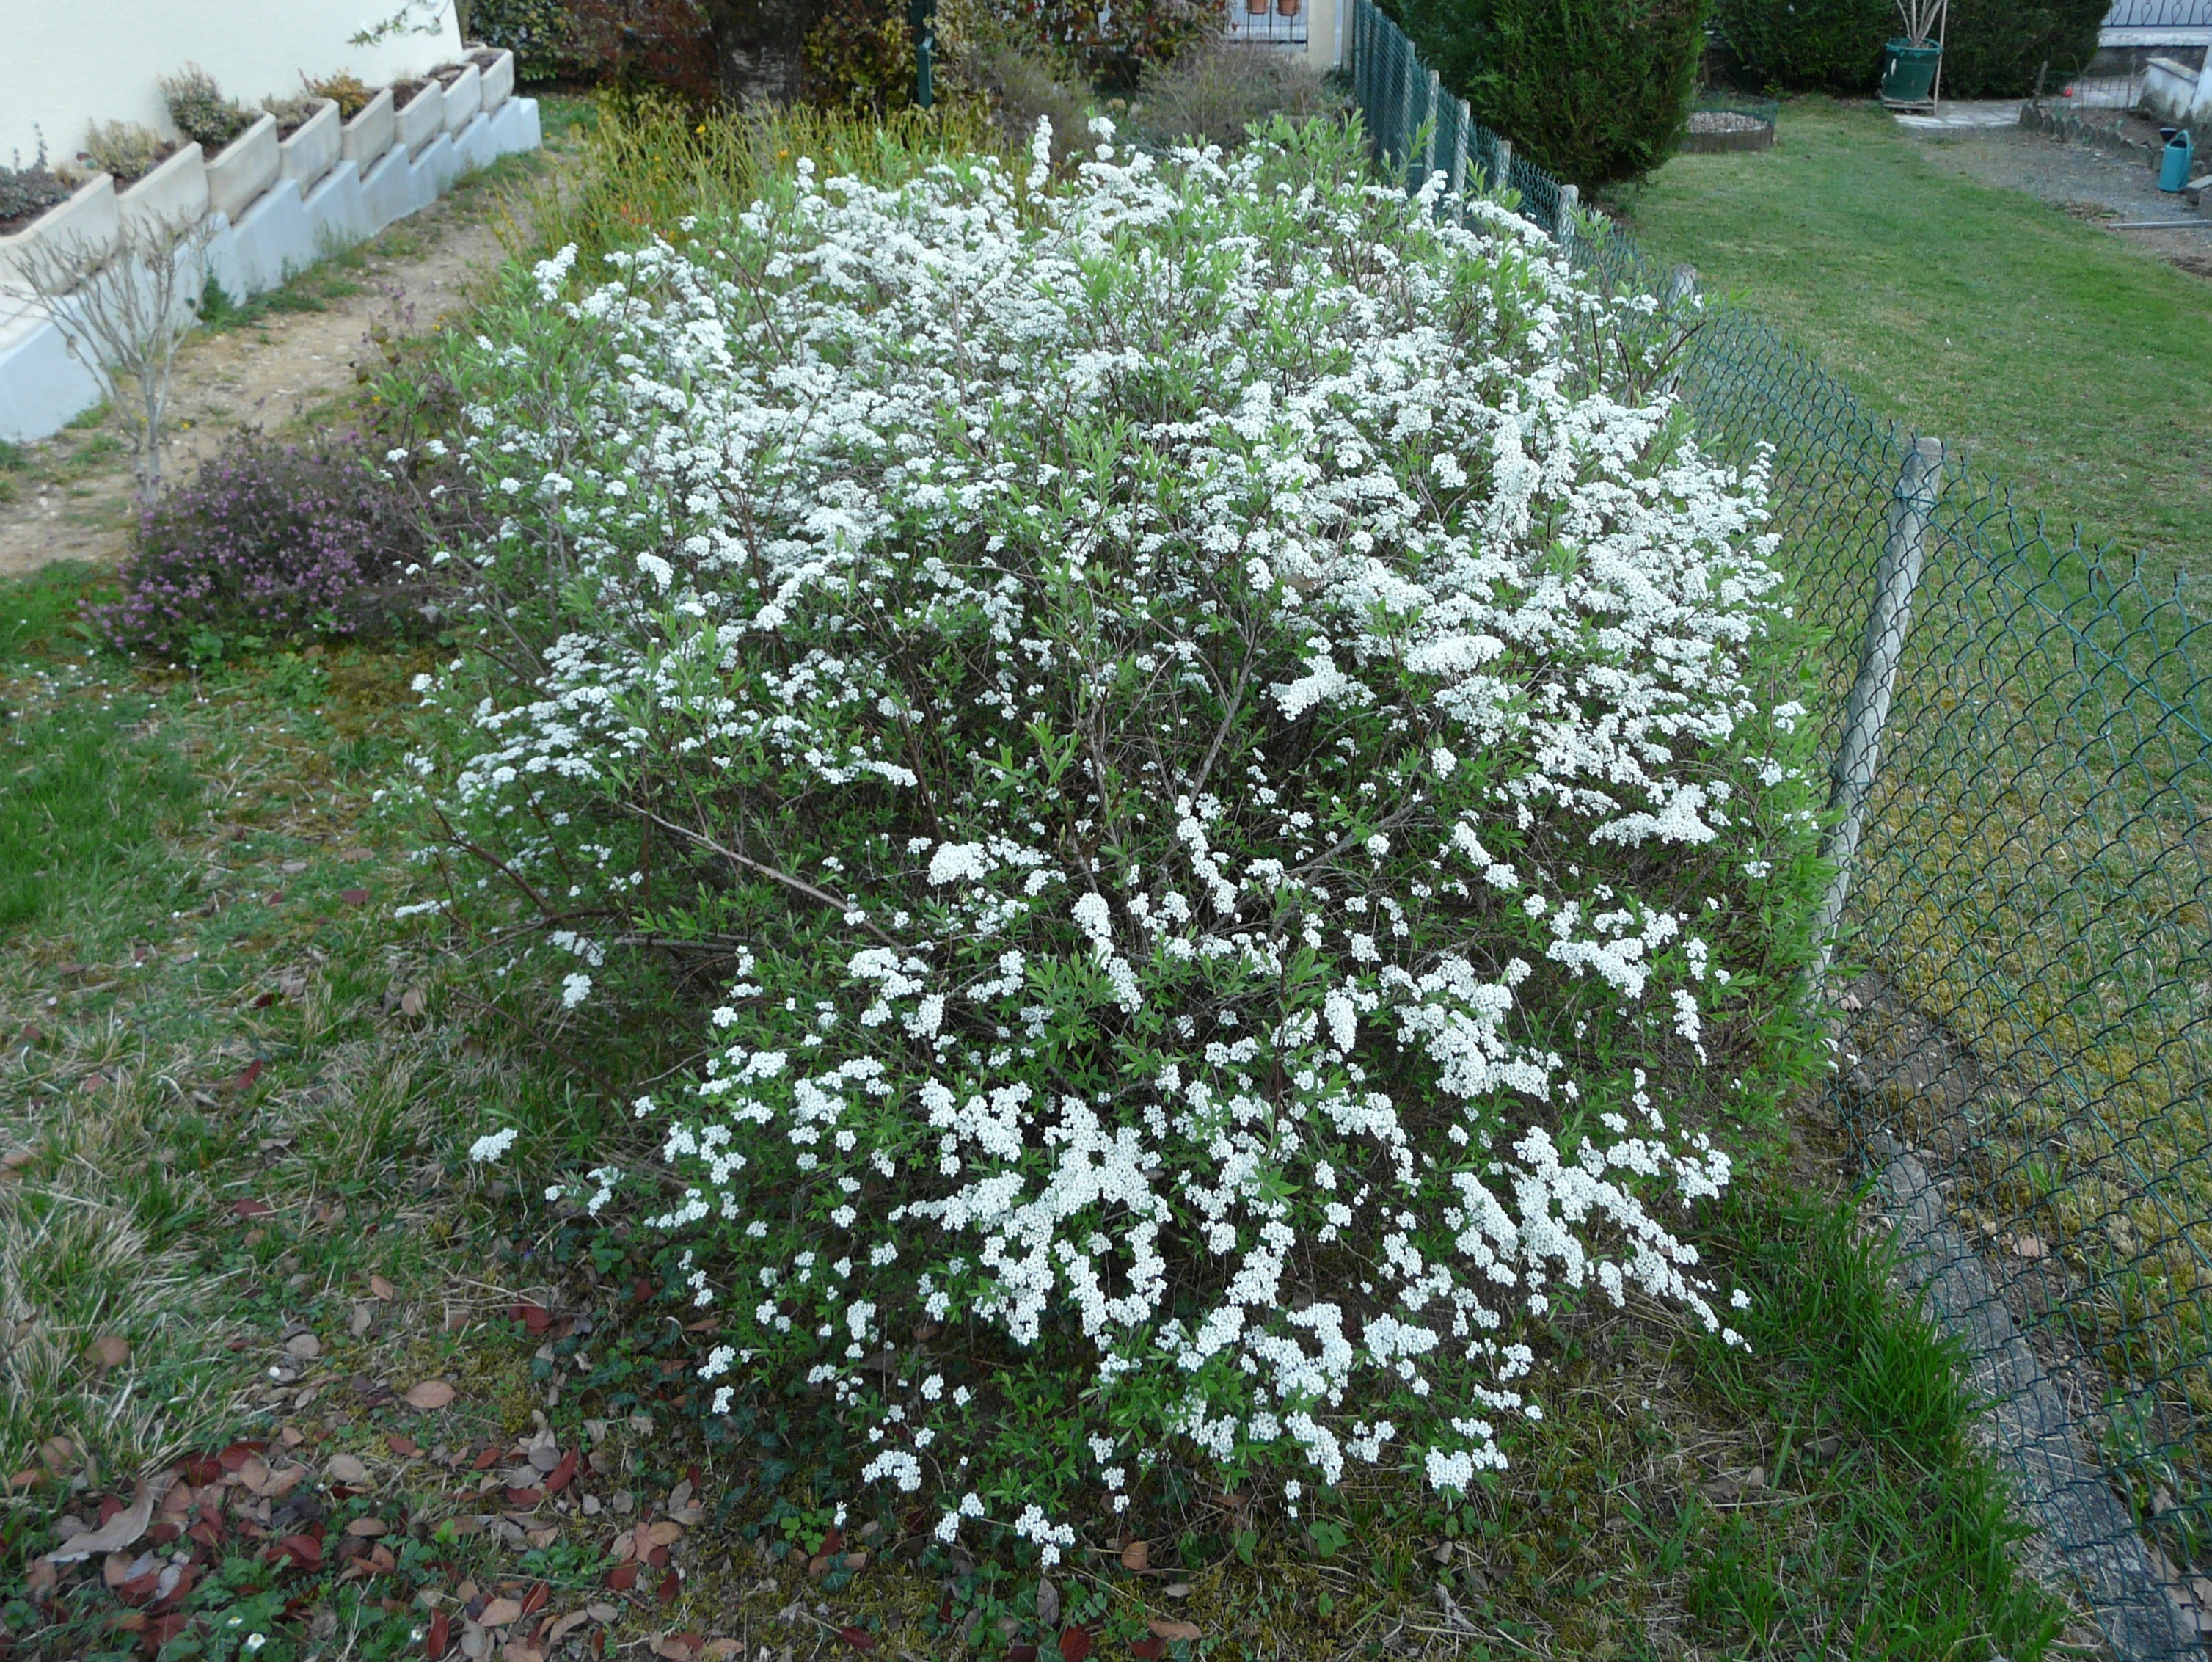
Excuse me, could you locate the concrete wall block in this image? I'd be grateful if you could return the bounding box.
[206,113,281,224]
[418,131,464,197]
[340,86,396,170]
[397,80,445,158]
[0,175,120,294]
[280,98,343,192]
[486,96,542,162]
[119,143,210,238]
[442,62,482,136]
[228,178,314,296]
[359,140,421,233]
[0,306,105,444]
[477,48,515,114]
[300,160,369,257]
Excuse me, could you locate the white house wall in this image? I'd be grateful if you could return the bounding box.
[0,0,464,169]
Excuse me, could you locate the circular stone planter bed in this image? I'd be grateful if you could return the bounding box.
[1684,109,1776,153]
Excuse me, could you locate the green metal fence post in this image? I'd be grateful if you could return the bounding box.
[910,0,935,110]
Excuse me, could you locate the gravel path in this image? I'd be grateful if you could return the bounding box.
[1909,115,2212,280]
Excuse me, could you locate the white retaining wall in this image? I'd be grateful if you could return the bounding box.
[0,85,539,443]
[0,0,464,169]
[2141,52,2212,123]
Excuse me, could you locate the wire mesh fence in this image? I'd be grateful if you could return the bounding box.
[1349,1,2212,1653]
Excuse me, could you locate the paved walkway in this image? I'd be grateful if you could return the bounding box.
[1893,100,2025,131]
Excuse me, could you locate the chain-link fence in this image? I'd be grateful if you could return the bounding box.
[1350,1,2212,1653]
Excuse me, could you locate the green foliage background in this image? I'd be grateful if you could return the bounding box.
[1715,0,2106,95]
[1384,0,1709,186]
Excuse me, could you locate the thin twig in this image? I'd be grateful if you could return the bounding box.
[624,805,905,951]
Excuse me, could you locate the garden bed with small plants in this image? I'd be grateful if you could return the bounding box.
[0,91,2076,1662]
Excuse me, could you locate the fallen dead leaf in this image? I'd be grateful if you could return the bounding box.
[368,1274,395,1300]
[646,1519,685,1548]
[400,987,427,1018]
[346,1517,389,1537]
[1120,1539,1149,1572]
[88,1335,131,1368]
[2013,1233,2048,1261]
[1147,1619,1202,1642]
[405,1380,457,1410]
[327,1454,369,1485]
[547,1611,591,1645]
[40,1478,169,1564]
[285,1332,322,1360]
[478,1597,523,1627]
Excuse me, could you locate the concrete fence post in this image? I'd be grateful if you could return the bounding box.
[1423,68,1441,186]
[1556,181,1578,257]
[1810,435,1945,994]
[1494,136,1513,193]
[1449,100,1470,221]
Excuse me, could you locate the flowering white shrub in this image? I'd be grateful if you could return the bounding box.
[415,117,1822,1550]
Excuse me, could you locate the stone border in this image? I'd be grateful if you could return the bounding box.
[1869,1133,2202,1658]
[0,49,530,443]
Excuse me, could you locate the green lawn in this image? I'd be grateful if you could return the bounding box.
[1618,98,2212,597]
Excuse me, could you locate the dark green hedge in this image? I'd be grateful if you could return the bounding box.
[1387,0,1708,186]
[1942,0,2106,96]
[1715,0,2104,96]
[1712,0,1887,90]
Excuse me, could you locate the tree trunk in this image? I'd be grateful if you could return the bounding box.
[700,0,819,106]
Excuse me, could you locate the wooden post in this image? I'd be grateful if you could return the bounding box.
[1930,0,1949,109]
[1810,436,1945,994]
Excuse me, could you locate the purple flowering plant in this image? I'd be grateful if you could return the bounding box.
[101,434,440,662]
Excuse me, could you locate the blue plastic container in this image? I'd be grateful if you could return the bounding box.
[2161,129,2194,192]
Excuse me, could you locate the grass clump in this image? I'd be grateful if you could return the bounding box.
[525,94,998,276]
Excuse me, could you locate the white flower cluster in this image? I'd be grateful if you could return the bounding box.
[420,119,1816,1546]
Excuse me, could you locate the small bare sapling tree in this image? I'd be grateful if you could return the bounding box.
[12,215,215,503]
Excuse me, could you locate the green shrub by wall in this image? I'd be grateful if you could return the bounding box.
[470,0,581,81]
[1941,0,2106,97]
[1715,0,2103,96]
[1387,0,1707,186]
[1712,0,1886,90]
